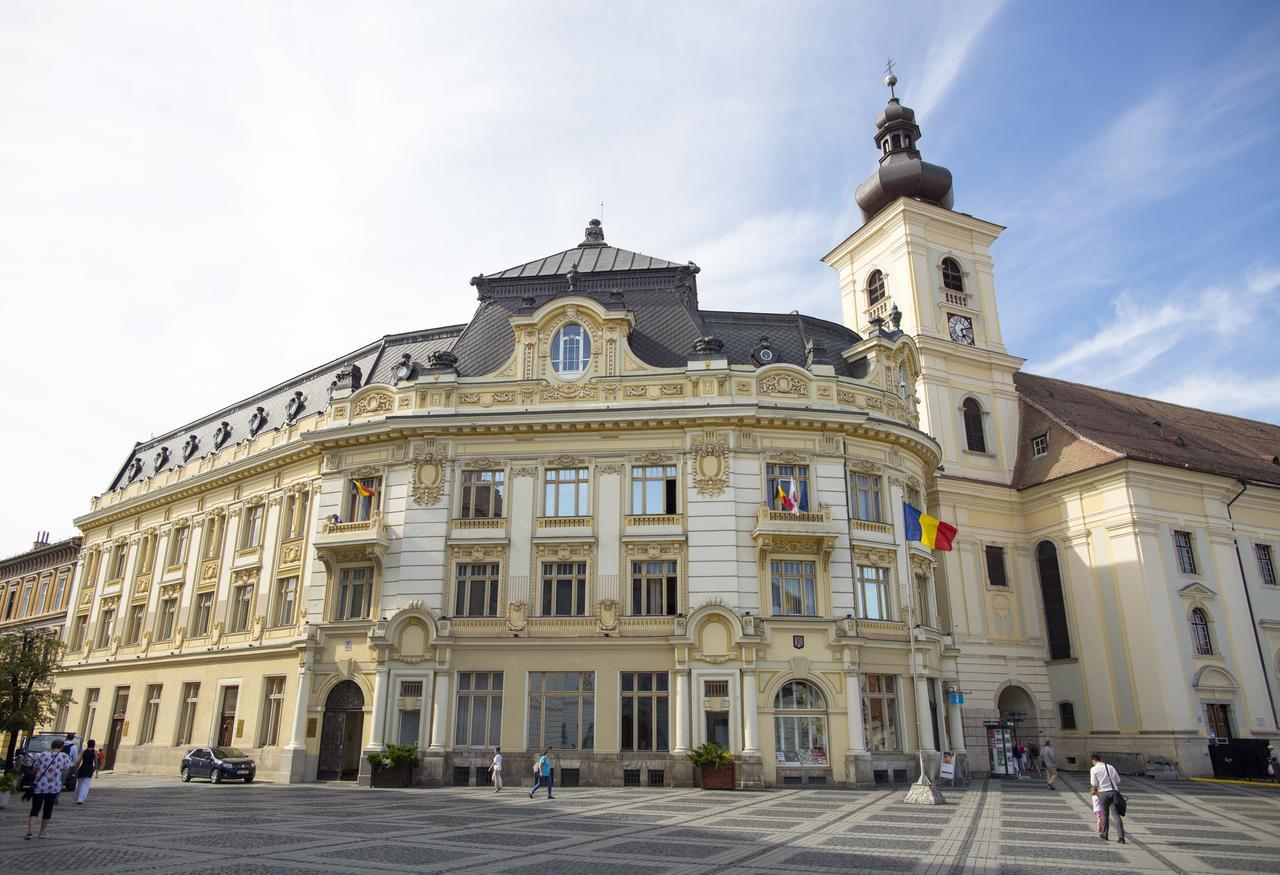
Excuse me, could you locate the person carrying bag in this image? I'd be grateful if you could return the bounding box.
[1089,753,1127,843]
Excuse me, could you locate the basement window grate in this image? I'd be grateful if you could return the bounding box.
[624,769,642,787]
[452,766,471,787]
[647,769,664,787]
[560,768,580,788]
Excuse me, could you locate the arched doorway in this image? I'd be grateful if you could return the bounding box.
[317,680,365,781]
[997,684,1039,749]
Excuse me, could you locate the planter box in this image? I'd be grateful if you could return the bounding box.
[698,764,736,790]
[371,763,415,788]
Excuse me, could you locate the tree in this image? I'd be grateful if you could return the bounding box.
[0,628,70,770]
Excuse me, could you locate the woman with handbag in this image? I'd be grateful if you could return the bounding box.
[24,737,71,840]
[1089,753,1126,843]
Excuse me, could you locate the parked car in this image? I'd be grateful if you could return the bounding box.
[19,732,81,791]
[181,747,256,784]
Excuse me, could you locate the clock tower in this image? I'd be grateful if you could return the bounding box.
[823,73,1024,483]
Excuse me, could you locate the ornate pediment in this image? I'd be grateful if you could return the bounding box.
[1178,582,1216,601]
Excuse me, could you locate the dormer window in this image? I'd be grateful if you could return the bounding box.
[550,324,591,378]
[867,270,886,307]
[941,258,964,292]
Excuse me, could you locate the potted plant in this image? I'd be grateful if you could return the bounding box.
[687,742,735,790]
[0,769,16,809]
[367,744,420,788]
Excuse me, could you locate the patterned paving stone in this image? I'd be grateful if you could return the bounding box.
[781,849,917,870]
[1197,858,1280,873]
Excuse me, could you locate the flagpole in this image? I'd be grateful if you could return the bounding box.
[903,501,944,804]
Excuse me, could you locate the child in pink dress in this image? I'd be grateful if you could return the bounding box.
[1091,792,1104,834]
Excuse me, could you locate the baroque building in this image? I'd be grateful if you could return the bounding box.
[52,78,1279,785]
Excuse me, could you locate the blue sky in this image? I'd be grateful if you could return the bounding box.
[1,0,1278,554]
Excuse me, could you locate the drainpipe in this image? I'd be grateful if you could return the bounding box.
[1225,479,1279,731]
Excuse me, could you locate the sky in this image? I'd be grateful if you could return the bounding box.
[2,0,1279,556]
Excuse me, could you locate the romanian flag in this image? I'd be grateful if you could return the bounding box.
[354,480,376,499]
[903,503,957,551]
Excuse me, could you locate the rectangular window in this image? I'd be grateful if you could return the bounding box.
[630,560,678,616]
[766,464,810,511]
[123,603,146,646]
[770,559,817,616]
[543,468,589,517]
[858,566,892,620]
[80,688,99,740]
[240,505,265,550]
[3,587,16,619]
[335,566,373,620]
[849,473,883,522]
[1173,530,1197,575]
[1031,434,1048,457]
[70,614,88,651]
[110,544,128,580]
[454,563,500,617]
[53,690,71,732]
[774,713,829,765]
[155,596,178,642]
[861,674,900,751]
[96,606,116,648]
[36,574,52,615]
[540,561,588,617]
[139,684,162,744]
[228,582,254,633]
[527,671,594,750]
[272,576,298,627]
[259,677,285,746]
[191,592,214,637]
[168,525,190,567]
[460,470,505,519]
[20,580,36,617]
[398,680,424,747]
[175,682,200,746]
[281,490,311,541]
[204,514,226,559]
[620,671,669,752]
[454,672,503,748]
[52,571,69,612]
[985,545,1009,587]
[630,465,677,515]
[345,477,382,522]
[1256,544,1276,587]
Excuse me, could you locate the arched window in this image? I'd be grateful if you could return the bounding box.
[1036,541,1072,661]
[773,680,829,766]
[550,324,591,378]
[1190,608,1213,656]
[941,257,964,292]
[962,398,987,453]
[1058,701,1077,730]
[867,270,886,307]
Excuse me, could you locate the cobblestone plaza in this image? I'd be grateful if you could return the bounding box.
[1,774,1277,874]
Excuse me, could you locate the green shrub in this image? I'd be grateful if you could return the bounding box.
[367,744,420,771]
[685,742,732,769]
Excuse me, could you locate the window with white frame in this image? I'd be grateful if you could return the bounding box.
[527,671,594,750]
[259,677,285,746]
[52,571,69,613]
[858,566,892,620]
[95,606,116,648]
[204,514,226,559]
[228,581,254,632]
[398,680,424,747]
[1190,607,1213,656]
[941,257,964,292]
[1174,530,1197,575]
[272,576,298,627]
[1031,433,1048,457]
[985,545,1009,587]
[191,591,214,636]
[110,544,128,580]
[460,470,505,519]
[631,465,677,515]
[454,672,502,748]
[175,682,200,745]
[69,614,88,651]
[53,691,71,732]
[773,680,829,765]
[771,559,817,616]
[154,596,178,642]
[36,574,51,615]
[543,468,589,517]
[621,671,669,752]
[866,270,886,307]
[281,490,310,541]
[630,560,678,616]
[540,561,587,617]
[344,477,381,522]
[139,684,162,744]
[550,324,591,377]
[167,525,190,567]
[334,566,373,621]
[454,563,500,617]
[860,674,900,751]
[123,603,145,645]
[1255,544,1275,587]
[849,472,883,522]
[240,504,265,550]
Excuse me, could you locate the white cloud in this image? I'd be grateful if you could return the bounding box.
[910,0,1009,122]
[1147,374,1280,417]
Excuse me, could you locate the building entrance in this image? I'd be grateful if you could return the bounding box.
[317,680,365,781]
[103,687,129,770]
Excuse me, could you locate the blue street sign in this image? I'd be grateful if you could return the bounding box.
[949,692,965,705]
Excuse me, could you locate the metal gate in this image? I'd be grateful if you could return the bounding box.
[316,680,364,781]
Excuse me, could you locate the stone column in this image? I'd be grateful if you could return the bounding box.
[915,676,936,752]
[367,666,389,752]
[741,670,759,753]
[845,672,867,753]
[284,653,312,782]
[946,693,966,752]
[673,669,691,753]
[429,671,450,751]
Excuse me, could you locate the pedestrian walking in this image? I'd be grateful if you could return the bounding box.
[489,747,503,793]
[74,739,98,804]
[528,749,553,800]
[1090,790,1104,834]
[1041,738,1058,790]
[24,737,71,839]
[1089,753,1125,844]
[1028,741,1041,776]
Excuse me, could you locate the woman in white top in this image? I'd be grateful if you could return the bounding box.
[1089,753,1125,843]
[489,747,502,792]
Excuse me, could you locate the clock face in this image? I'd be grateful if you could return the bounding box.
[948,314,974,345]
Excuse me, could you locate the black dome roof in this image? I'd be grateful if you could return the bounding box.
[855,92,955,222]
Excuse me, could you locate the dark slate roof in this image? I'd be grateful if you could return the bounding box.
[1014,372,1280,487]
[487,245,683,279]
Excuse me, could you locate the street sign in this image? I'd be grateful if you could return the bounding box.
[949,692,965,705]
